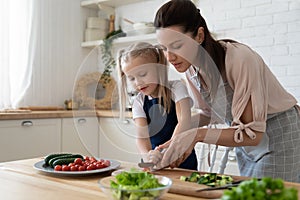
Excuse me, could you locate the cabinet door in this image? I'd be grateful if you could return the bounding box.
[0,119,61,162]
[99,117,140,162]
[62,117,99,157]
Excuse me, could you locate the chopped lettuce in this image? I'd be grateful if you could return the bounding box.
[110,169,164,200]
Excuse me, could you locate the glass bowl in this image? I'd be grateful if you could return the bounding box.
[98,175,172,200]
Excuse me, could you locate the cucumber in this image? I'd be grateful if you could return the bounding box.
[44,153,72,166]
[49,154,83,167]
[52,157,78,167]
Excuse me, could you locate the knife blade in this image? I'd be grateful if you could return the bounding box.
[138,148,167,168]
[138,158,154,168]
[196,180,244,192]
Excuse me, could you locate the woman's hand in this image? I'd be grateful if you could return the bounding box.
[154,128,199,170]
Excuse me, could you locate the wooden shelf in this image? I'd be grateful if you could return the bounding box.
[81,0,156,48]
[81,0,147,9]
[81,33,156,48]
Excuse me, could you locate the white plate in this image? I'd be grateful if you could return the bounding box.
[33,159,121,176]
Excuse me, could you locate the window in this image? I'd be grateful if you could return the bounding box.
[0,0,35,109]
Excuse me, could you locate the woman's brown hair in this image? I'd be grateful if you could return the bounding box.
[154,0,235,89]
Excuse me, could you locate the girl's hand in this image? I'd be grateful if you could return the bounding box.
[147,149,163,165]
[154,128,199,170]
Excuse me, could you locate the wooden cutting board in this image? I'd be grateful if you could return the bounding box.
[152,168,243,199]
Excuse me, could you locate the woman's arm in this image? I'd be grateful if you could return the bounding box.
[157,99,264,169]
[198,98,264,146]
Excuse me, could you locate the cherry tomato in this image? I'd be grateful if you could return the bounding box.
[62,165,70,171]
[68,163,75,167]
[70,166,78,171]
[78,166,86,171]
[96,163,106,169]
[74,158,83,165]
[90,157,97,162]
[103,160,110,167]
[54,165,62,171]
[87,165,95,170]
[75,164,81,168]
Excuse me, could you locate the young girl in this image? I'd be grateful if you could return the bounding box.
[117,42,198,170]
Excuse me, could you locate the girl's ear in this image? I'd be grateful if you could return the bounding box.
[195,27,205,44]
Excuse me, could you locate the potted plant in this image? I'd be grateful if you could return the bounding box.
[99,29,125,85]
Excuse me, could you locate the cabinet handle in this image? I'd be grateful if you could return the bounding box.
[21,121,33,127]
[77,118,87,124]
[122,119,129,124]
[228,155,236,161]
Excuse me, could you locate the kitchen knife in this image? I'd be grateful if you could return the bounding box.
[138,158,154,168]
[138,148,167,168]
[196,180,244,192]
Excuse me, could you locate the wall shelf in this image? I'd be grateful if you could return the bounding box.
[80,0,148,9]
[81,0,156,48]
[81,33,156,48]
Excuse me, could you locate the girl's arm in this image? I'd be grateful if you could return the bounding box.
[191,112,211,128]
[173,97,192,136]
[134,117,152,161]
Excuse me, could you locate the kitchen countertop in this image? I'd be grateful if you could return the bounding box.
[1,157,299,200]
[0,158,211,200]
[0,110,132,120]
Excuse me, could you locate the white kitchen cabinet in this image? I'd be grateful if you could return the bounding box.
[0,119,61,162]
[62,117,99,157]
[98,117,140,162]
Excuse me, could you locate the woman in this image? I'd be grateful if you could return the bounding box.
[117,42,198,170]
[153,0,300,182]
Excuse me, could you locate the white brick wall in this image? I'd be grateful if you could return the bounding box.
[117,0,300,101]
[198,0,300,101]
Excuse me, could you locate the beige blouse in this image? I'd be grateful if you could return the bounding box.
[186,41,297,137]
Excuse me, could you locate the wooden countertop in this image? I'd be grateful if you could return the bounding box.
[0,158,213,200]
[0,110,132,120]
[1,158,300,200]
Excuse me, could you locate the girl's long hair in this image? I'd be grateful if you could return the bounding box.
[116,42,172,120]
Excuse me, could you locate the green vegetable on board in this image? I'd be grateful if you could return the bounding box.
[221,177,298,200]
[180,172,234,187]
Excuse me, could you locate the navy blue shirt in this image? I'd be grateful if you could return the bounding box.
[143,96,197,170]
